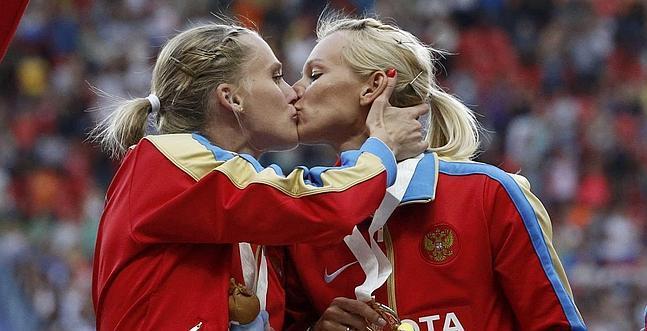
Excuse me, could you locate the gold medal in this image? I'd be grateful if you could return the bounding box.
[366,300,401,331]
[397,323,415,331]
[228,278,260,325]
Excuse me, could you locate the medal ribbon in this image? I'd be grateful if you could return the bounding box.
[238,243,268,310]
[344,154,423,301]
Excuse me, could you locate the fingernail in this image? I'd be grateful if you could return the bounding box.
[386,68,396,77]
[377,317,387,326]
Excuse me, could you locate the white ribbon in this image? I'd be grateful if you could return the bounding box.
[344,154,423,301]
[238,243,268,310]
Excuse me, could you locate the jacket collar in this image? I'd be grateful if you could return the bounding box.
[398,151,438,205]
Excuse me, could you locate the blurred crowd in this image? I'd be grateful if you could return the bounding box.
[0,0,645,330]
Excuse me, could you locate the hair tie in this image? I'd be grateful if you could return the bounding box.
[145,94,160,114]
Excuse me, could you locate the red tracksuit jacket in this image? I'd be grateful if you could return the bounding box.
[92,133,397,330]
[286,152,587,331]
[0,0,29,61]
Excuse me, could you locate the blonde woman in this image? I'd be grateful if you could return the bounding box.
[285,15,587,331]
[90,22,427,330]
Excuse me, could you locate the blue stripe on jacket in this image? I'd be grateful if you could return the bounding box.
[439,160,587,330]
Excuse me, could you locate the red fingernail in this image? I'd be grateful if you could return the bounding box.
[386,68,396,77]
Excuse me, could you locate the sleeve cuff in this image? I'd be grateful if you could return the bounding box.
[360,137,397,186]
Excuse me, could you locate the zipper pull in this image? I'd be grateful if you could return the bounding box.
[189,321,203,331]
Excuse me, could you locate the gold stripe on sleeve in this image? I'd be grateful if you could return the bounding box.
[146,133,387,197]
[215,152,386,198]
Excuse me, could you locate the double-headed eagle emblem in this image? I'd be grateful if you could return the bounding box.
[422,225,457,264]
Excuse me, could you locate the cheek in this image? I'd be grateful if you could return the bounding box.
[249,86,284,112]
[306,81,339,111]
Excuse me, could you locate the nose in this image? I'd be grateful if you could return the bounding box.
[292,80,305,99]
[283,82,298,105]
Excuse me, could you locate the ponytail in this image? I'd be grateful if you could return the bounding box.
[90,97,152,159]
[427,90,480,160]
[89,23,255,159]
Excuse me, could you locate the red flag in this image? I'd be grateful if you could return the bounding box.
[0,0,30,61]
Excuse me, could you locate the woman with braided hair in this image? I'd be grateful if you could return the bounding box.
[90,22,427,330]
[284,15,587,331]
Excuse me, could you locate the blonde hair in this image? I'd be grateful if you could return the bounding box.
[317,15,481,160]
[91,23,255,159]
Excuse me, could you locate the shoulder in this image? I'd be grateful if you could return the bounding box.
[139,133,231,181]
[438,159,531,192]
[143,133,227,160]
[438,158,507,178]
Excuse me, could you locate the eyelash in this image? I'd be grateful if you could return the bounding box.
[272,74,284,83]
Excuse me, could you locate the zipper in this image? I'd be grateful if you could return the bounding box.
[384,225,398,314]
[189,321,203,331]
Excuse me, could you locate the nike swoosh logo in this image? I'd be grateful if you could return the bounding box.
[324,261,358,283]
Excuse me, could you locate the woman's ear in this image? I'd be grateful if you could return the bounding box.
[359,71,389,106]
[215,83,244,113]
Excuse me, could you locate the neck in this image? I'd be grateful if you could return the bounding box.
[335,110,371,153]
[334,130,369,154]
[203,120,261,158]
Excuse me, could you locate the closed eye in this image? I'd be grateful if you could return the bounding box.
[310,73,322,81]
[272,74,284,83]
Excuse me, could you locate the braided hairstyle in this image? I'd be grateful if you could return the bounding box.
[317,15,481,160]
[91,23,254,159]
